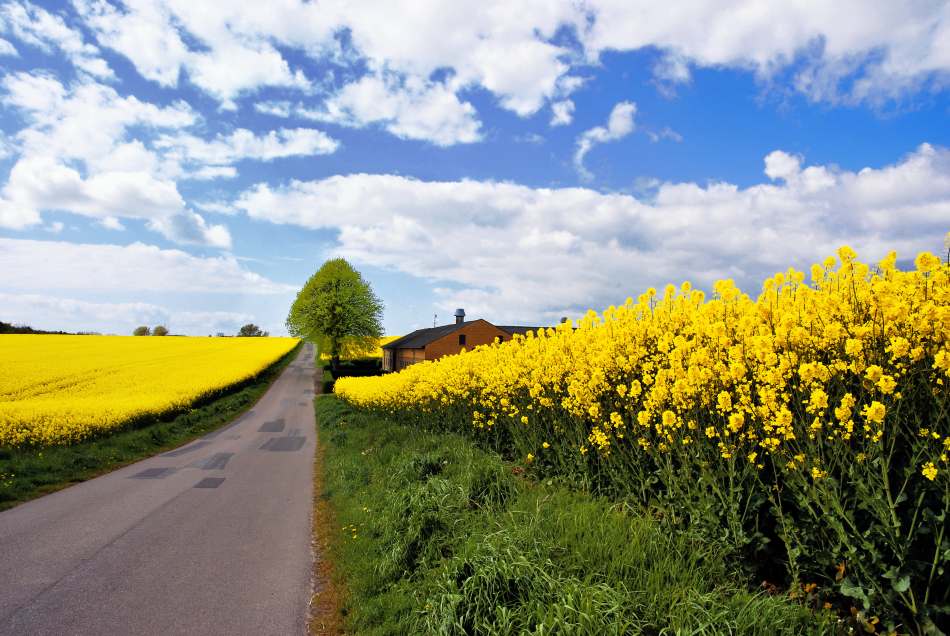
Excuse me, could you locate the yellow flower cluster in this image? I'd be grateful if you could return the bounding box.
[337,244,949,483]
[0,335,299,448]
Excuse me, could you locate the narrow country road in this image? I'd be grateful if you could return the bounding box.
[0,342,318,636]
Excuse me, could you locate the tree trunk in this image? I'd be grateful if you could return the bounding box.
[331,355,340,372]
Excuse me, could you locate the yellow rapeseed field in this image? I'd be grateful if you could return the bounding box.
[336,245,950,478]
[0,335,299,448]
[336,240,950,624]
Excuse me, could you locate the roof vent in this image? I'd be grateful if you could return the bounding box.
[454,308,465,324]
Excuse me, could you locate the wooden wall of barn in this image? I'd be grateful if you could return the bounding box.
[425,320,510,361]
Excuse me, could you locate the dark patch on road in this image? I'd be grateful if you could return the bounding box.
[193,478,226,489]
[203,453,234,470]
[163,441,212,457]
[225,435,240,440]
[260,436,306,452]
[258,419,285,433]
[299,402,308,406]
[129,468,175,479]
[203,410,255,439]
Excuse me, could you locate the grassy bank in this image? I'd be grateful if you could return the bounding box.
[0,341,302,511]
[315,395,835,636]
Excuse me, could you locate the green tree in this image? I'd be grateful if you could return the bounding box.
[286,258,383,371]
[238,323,269,337]
[152,325,168,336]
[133,326,151,336]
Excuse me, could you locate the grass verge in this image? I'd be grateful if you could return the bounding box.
[314,395,837,636]
[0,341,302,512]
[311,408,346,636]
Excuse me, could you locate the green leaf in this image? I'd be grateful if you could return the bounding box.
[840,578,870,610]
[891,574,911,593]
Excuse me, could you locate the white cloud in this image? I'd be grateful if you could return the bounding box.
[2,73,196,170]
[550,100,575,127]
[1,1,113,78]
[0,74,342,245]
[235,143,950,325]
[646,126,683,143]
[155,127,340,165]
[0,156,230,246]
[0,293,260,336]
[298,75,482,146]
[574,101,637,180]
[0,293,168,333]
[99,215,125,230]
[44,220,64,234]
[0,238,293,293]
[586,0,950,105]
[56,0,950,145]
[146,209,232,248]
[0,37,18,56]
[254,101,293,117]
[517,133,546,145]
[73,0,311,106]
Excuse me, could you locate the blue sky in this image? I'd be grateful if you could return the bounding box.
[0,0,948,337]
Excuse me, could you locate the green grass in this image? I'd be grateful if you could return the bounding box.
[315,396,837,636]
[0,341,302,511]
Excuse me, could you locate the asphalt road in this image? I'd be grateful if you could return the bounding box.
[0,342,318,636]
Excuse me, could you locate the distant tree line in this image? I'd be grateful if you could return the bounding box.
[133,325,170,336]
[133,323,268,337]
[0,320,99,335]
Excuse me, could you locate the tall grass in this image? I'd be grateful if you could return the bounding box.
[316,396,834,636]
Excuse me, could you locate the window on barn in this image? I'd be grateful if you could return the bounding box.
[459,334,466,346]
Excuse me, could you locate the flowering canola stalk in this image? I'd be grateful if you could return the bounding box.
[337,242,950,624]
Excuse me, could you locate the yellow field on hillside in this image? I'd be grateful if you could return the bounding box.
[0,335,299,448]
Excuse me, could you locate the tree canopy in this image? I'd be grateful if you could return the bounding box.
[238,323,268,337]
[286,258,383,367]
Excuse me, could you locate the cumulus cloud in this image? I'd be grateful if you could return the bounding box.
[550,100,575,127]
[235,144,950,325]
[574,101,637,180]
[49,0,950,146]
[0,156,231,247]
[0,293,261,336]
[0,74,339,245]
[296,75,483,146]
[0,238,294,293]
[0,1,113,78]
[73,0,312,107]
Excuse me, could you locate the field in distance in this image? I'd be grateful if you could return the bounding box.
[0,335,300,448]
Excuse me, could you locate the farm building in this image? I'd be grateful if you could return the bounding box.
[381,309,544,372]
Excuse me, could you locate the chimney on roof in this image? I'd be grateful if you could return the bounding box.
[560,317,568,323]
[454,308,465,324]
